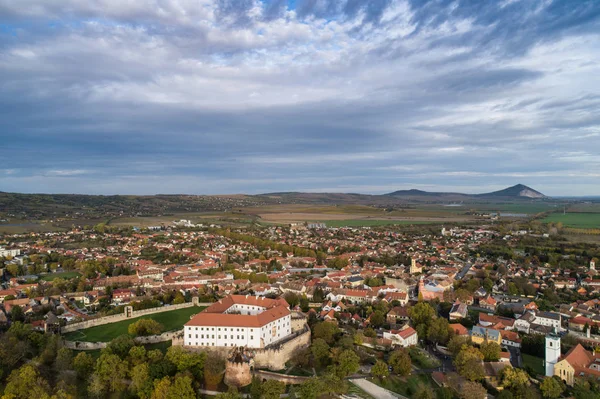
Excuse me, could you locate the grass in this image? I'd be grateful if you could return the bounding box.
[542,212,600,229]
[63,306,204,342]
[409,347,442,369]
[522,353,545,376]
[323,219,443,228]
[371,374,437,397]
[39,271,82,281]
[347,383,377,399]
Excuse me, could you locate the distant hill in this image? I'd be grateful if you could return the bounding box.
[385,184,546,200]
[479,184,546,199]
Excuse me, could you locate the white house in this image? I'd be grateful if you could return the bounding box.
[184,295,292,349]
[383,326,418,348]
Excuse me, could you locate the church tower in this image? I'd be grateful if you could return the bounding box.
[545,333,560,377]
[591,259,596,271]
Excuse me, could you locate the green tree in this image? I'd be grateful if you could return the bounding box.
[130,363,152,399]
[388,349,412,376]
[128,319,163,337]
[106,334,135,358]
[261,380,286,399]
[296,377,323,399]
[427,317,451,345]
[371,360,389,379]
[480,341,501,361]
[284,292,300,308]
[10,305,24,322]
[73,352,95,379]
[454,346,484,381]
[165,345,206,379]
[313,322,339,344]
[369,310,385,328]
[2,364,51,399]
[409,302,435,326]
[94,352,129,393]
[55,347,73,370]
[413,383,435,399]
[204,356,226,390]
[311,338,331,368]
[333,349,360,378]
[540,377,565,399]
[448,335,471,355]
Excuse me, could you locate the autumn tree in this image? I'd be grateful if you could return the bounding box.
[128,319,163,337]
[460,381,487,399]
[371,360,389,379]
[480,341,501,361]
[540,377,565,399]
[388,349,412,376]
[333,349,360,378]
[454,346,484,381]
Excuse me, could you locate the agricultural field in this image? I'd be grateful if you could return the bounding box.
[39,271,82,281]
[542,212,600,229]
[322,219,443,228]
[107,212,257,228]
[63,306,205,342]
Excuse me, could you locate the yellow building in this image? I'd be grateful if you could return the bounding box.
[553,344,600,385]
[471,326,502,345]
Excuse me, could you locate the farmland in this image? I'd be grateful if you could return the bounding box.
[322,219,443,227]
[63,306,205,342]
[542,212,600,229]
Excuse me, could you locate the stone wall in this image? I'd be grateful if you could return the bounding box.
[64,329,184,350]
[61,302,206,333]
[254,370,310,385]
[224,361,253,388]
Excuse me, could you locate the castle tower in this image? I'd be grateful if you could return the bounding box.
[545,334,561,377]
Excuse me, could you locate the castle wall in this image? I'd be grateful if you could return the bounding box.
[61,302,207,333]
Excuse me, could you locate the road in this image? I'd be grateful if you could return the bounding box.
[350,379,408,399]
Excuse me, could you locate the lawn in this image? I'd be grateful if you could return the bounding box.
[39,271,82,281]
[371,374,437,397]
[409,347,441,369]
[522,353,545,376]
[323,219,442,228]
[542,212,600,229]
[63,306,205,342]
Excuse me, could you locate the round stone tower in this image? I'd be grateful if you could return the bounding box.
[224,347,254,388]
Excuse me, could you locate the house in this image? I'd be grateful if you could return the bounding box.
[534,311,562,332]
[514,312,536,334]
[554,344,600,386]
[383,326,418,348]
[386,306,410,325]
[471,326,502,345]
[382,292,408,306]
[449,302,468,320]
[480,296,497,311]
[449,323,469,336]
[500,330,521,348]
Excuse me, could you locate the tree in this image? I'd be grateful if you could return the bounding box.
[130,363,151,399]
[480,341,501,361]
[369,310,385,328]
[261,380,286,399]
[409,302,435,326]
[73,352,95,379]
[150,375,195,399]
[540,377,565,399]
[55,347,73,370]
[204,356,225,389]
[311,338,331,368]
[501,367,530,393]
[106,334,135,358]
[313,322,339,344]
[215,387,243,399]
[460,381,487,399]
[413,383,435,399]
[94,352,129,393]
[128,319,163,337]
[165,345,206,379]
[428,317,451,345]
[3,364,51,399]
[296,377,323,399]
[454,346,484,381]
[284,292,300,308]
[10,305,24,322]
[448,335,471,355]
[388,349,412,376]
[371,360,389,379]
[334,349,360,378]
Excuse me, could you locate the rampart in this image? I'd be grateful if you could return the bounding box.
[61,300,208,333]
[64,329,185,350]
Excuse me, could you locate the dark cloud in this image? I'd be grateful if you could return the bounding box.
[0,0,599,195]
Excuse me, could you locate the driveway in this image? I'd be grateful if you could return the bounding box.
[350,378,408,399]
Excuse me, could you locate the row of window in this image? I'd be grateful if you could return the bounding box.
[192,326,251,332]
[189,334,255,340]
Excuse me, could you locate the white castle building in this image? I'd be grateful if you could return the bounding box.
[184,295,292,349]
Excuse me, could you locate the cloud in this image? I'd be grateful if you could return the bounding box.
[0,0,599,196]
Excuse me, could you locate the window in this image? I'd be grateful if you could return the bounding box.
[188,334,191,338]
[195,334,198,338]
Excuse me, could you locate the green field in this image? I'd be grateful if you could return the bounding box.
[323,219,442,228]
[63,306,205,342]
[371,374,438,397]
[471,203,558,214]
[39,271,82,281]
[542,212,600,229]
[522,354,545,376]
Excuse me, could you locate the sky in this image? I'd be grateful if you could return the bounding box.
[0,0,599,196]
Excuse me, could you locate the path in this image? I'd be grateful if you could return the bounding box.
[350,378,408,399]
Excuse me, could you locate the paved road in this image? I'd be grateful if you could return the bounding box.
[350,378,407,399]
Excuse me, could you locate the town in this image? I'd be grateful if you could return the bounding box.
[1,218,599,399]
